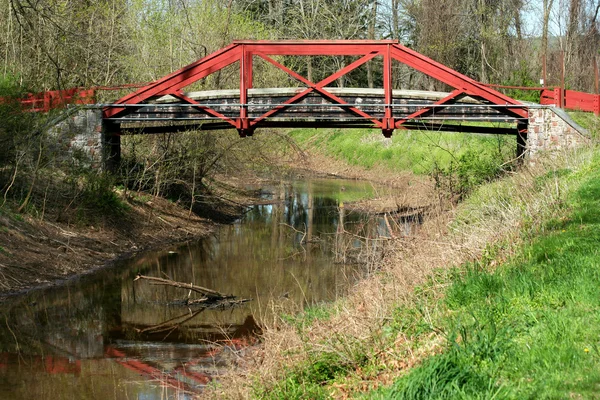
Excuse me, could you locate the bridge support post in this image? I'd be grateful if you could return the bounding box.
[516,122,528,161]
[237,127,255,137]
[103,122,121,173]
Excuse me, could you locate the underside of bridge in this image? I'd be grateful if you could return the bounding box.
[102,40,529,157]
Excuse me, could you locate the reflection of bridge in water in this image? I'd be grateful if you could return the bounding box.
[0,178,409,398]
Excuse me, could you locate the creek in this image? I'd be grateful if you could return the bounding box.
[0,177,418,399]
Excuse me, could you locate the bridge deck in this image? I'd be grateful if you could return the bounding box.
[109,88,523,136]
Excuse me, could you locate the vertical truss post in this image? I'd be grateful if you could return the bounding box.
[516,122,528,161]
[238,44,254,137]
[382,44,394,138]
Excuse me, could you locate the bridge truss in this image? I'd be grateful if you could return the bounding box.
[103,40,528,139]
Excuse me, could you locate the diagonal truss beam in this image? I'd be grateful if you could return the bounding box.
[104,40,528,138]
[390,44,527,119]
[252,52,380,126]
[395,89,465,128]
[103,44,242,119]
[253,52,382,126]
[171,91,237,127]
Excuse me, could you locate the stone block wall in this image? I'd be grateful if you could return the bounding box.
[47,109,104,169]
[527,107,590,158]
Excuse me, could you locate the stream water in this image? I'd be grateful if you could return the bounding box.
[0,178,417,399]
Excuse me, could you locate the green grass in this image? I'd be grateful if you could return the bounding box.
[254,351,353,399]
[288,128,516,175]
[371,153,600,399]
[249,148,600,399]
[281,302,336,330]
[568,111,600,137]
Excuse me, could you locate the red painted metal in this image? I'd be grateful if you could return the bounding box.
[104,40,530,137]
[541,88,600,116]
[171,91,237,127]
[553,87,564,108]
[250,51,382,130]
[395,89,465,128]
[383,44,394,137]
[16,87,95,112]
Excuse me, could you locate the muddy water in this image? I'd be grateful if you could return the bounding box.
[0,178,415,399]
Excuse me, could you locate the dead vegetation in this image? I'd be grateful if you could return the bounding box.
[0,192,218,299]
[205,148,595,399]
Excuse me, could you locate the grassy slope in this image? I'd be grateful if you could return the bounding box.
[370,153,600,399]
[288,128,516,175]
[245,121,600,399]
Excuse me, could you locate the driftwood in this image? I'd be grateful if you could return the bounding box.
[135,297,253,335]
[134,274,226,299]
[136,308,205,334]
[132,275,253,339]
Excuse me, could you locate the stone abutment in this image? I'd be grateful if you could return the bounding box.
[49,106,591,171]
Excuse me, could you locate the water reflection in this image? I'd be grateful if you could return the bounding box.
[0,178,414,399]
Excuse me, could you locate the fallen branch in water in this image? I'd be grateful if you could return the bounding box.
[135,297,253,335]
[134,274,226,299]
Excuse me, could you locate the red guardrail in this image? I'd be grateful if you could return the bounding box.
[9,82,600,116]
[18,87,96,112]
[13,83,151,112]
[484,83,600,116]
[540,88,600,115]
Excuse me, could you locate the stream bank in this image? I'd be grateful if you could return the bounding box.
[0,142,434,301]
[0,174,421,399]
[208,147,598,399]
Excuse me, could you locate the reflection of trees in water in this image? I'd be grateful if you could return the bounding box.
[0,178,418,399]
[119,179,421,338]
[0,277,122,359]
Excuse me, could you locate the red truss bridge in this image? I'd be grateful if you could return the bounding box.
[101,40,530,142]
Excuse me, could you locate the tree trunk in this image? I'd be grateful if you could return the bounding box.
[367,0,377,88]
[542,0,553,85]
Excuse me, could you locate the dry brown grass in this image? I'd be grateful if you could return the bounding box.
[203,147,596,399]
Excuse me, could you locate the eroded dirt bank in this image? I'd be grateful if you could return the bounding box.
[0,194,225,301]
[0,145,435,302]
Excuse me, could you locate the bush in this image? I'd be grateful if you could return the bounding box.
[72,172,128,222]
[430,149,510,201]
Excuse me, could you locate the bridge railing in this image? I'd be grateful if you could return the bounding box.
[540,88,600,115]
[484,83,600,116]
[17,87,96,112]
[10,82,600,117]
[6,83,150,113]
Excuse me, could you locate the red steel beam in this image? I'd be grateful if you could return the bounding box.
[395,89,465,128]
[389,44,527,119]
[104,44,242,118]
[252,52,382,127]
[239,44,253,135]
[171,91,237,127]
[383,44,393,136]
